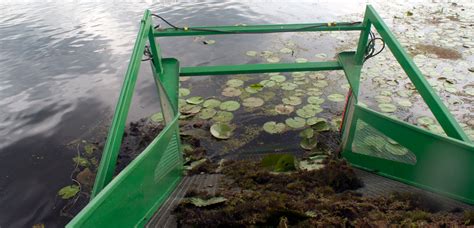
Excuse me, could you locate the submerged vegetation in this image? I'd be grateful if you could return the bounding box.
[174,156,472,227]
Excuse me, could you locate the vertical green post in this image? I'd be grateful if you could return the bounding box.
[354,6,372,65]
[91,10,152,198]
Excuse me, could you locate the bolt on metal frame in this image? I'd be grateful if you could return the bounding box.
[67,6,473,228]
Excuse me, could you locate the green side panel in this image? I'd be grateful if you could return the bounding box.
[67,117,182,228]
[154,22,363,37]
[180,61,342,76]
[342,104,474,204]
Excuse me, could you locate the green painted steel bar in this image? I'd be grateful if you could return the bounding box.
[338,52,362,96]
[180,61,342,76]
[365,5,470,142]
[154,22,363,37]
[354,11,372,65]
[343,104,474,204]
[90,10,152,198]
[148,23,164,75]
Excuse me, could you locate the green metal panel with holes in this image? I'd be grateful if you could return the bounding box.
[67,5,474,227]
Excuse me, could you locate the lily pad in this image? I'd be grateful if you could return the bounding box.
[261,154,296,172]
[245,83,264,93]
[299,128,314,138]
[306,117,326,126]
[260,79,276,88]
[189,197,227,207]
[210,123,233,139]
[300,137,318,150]
[275,104,294,115]
[313,80,328,88]
[397,90,412,97]
[280,47,293,54]
[58,185,80,199]
[266,56,280,63]
[375,95,392,103]
[179,88,190,97]
[308,73,325,80]
[397,99,413,107]
[180,104,202,114]
[341,83,350,90]
[219,101,240,111]
[242,97,264,108]
[221,87,242,97]
[280,82,298,91]
[263,121,286,134]
[363,135,385,151]
[226,79,244,87]
[203,39,215,45]
[150,112,164,122]
[464,87,474,96]
[203,99,221,108]
[246,51,258,57]
[260,51,274,58]
[295,58,308,63]
[270,75,286,83]
[327,93,345,102]
[417,116,435,126]
[292,72,306,78]
[301,104,323,114]
[307,96,325,105]
[312,120,330,132]
[307,88,322,96]
[282,96,302,106]
[213,111,234,122]
[314,53,327,59]
[285,117,306,129]
[198,108,217,119]
[296,108,317,118]
[186,96,204,105]
[378,103,397,113]
[385,143,409,156]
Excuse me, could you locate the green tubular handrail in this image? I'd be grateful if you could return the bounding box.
[71,5,474,228]
[90,10,153,198]
[153,22,364,37]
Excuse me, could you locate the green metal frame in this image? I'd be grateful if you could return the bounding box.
[68,5,473,227]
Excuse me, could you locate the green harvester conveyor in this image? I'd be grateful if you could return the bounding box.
[67,5,474,227]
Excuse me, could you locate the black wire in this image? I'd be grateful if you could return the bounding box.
[142,45,153,61]
[151,14,179,29]
[151,13,361,34]
[363,31,385,62]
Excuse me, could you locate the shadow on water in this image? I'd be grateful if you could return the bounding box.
[0,98,108,227]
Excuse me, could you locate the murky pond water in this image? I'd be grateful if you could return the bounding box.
[0,0,472,227]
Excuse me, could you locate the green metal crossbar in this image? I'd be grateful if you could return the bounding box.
[68,5,474,227]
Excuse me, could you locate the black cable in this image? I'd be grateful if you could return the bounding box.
[151,13,361,34]
[363,31,385,62]
[142,45,153,61]
[151,14,179,29]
